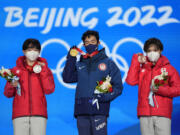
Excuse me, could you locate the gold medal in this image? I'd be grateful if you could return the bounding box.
[70,49,78,57]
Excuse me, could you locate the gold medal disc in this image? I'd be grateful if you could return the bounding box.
[70,49,78,57]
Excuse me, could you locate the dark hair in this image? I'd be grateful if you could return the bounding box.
[22,38,41,51]
[143,38,163,52]
[81,30,99,43]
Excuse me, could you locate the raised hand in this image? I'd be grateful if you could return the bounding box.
[10,80,19,87]
[67,45,78,58]
[137,53,146,64]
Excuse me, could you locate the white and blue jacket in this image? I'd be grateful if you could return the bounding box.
[62,48,123,117]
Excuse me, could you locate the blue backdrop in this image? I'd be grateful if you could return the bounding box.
[0,0,180,135]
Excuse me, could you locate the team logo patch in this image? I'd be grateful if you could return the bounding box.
[98,63,107,71]
[141,69,145,72]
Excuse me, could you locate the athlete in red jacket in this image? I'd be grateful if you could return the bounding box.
[4,38,55,135]
[126,38,180,135]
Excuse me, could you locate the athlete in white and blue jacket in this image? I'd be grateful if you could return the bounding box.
[62,30,123,135]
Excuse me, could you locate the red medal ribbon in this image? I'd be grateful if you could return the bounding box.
[74,47,99,58]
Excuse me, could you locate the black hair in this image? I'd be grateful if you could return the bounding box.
[143,38,163,52]
[22,38,41,51]
[81,30,99,43]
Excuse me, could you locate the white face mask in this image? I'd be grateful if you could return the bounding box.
[25,50,39,61]
[147,51,160,62]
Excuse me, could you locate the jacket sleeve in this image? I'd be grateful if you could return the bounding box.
[98,60,123,103]
[126,54,141,86]
[4,81,16,98]
[62,56,78,83]
[156,66,180,98]
[39,62,55,95]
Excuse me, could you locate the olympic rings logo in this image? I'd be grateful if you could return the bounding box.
[40,37,144,89]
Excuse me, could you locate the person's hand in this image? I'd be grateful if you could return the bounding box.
[138,54,146,64]
[152,86,158,92]
[67,45,78,58]
[10,80,19,87]
[37,61,45,66]
[70,45,77,50]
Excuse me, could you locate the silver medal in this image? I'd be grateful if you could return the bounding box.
[33,65,42,73]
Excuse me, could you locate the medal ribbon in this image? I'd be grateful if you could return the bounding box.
[74,47,99,58]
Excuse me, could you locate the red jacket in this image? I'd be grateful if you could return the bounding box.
[126,54,180,119]
[4,56,55,119]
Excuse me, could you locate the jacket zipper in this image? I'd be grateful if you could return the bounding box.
[28,72,32,115]
[88,59,92,96]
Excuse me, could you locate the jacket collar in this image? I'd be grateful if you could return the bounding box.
[143,55,170,70]
[16,56,47,70]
